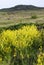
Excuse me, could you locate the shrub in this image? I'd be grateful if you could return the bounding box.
[0,25,43,65]
[31,15,38,19]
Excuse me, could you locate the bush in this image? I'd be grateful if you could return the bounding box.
[31,15,38,19]
[0,25,43,65]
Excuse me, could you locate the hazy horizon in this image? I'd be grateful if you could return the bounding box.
[0,0,44,9]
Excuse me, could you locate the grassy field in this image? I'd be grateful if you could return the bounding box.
[0,10,44,27]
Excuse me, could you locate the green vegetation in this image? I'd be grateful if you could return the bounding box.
[31,15,38,19]
[0,10,44,27]
[0,25,44,65]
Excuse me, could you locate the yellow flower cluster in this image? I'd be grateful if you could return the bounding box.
[0,25,40,50]
[0,25,43,64]
[37,52,44,65]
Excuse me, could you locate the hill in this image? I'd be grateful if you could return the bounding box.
[0,5,44,11]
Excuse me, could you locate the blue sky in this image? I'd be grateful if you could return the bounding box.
[0,0,44,9]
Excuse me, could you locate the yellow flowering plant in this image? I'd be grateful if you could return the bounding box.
[0,25,43,65]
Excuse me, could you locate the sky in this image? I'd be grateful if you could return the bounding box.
[0,0,44,9]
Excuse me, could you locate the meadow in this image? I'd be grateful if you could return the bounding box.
[0,10,44,65]
[0,10,44,27]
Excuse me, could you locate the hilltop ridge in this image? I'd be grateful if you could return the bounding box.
[0,5,44,11]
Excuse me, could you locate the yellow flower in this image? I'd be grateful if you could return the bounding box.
[0,57,2,62]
